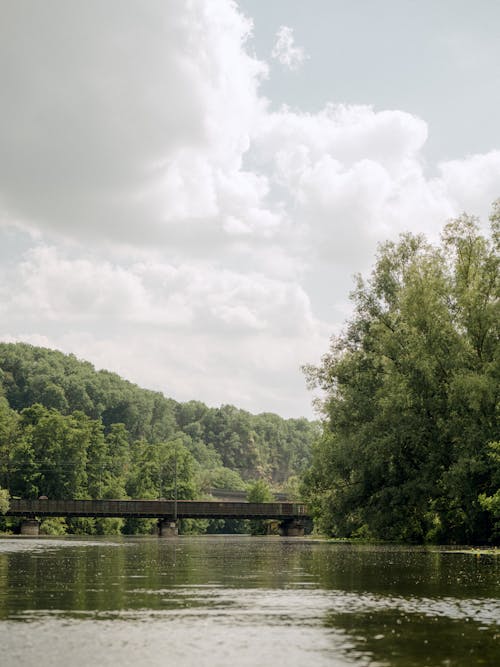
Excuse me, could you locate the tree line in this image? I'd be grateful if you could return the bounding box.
[302,203,499,544]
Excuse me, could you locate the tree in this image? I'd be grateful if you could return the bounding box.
[126,438,196,501]
[479,442,500,540]
[0,393,19,490]
[0,487,8,514]
[303,204,499,543]
[102,423,131,497]
[6,404,112,502]
[247,479,274,535]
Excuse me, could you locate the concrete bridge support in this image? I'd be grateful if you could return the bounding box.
[20,519,40,536]
[280,519,305,537]
[159,519,179,537]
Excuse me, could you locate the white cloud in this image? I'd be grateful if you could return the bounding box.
[1,245,319,338]
[0,0,267,247]
[271,25,308,71]
[437,150,500,221]
[0,1,498,417]
[250,104,448,265]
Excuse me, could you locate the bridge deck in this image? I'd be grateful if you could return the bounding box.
[7,498,308,520]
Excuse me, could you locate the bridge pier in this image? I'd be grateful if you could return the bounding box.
[158,519,179,537]
[20,519,40,536]
[279,519,305,537]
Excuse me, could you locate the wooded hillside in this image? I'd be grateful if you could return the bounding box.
[0,343,318,513]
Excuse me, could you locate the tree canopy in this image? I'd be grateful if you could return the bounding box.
[303,203,499,544]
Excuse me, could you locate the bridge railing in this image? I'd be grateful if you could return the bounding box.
[7,498,308,520]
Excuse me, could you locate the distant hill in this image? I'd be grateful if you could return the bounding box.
[0,342,318,485]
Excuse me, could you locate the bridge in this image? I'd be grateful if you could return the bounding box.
[7,498,309,537]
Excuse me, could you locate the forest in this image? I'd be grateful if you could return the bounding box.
[0,342,319,534]
[303,205,499,544]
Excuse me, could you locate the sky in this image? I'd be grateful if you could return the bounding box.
[0,0,499,418]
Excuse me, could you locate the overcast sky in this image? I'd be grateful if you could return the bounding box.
[1,0,499,418]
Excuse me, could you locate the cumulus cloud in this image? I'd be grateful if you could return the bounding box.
[251,104,447,265]
[437,150,500,220]
[0,244,319,338]
[0,0,498,417]
[271,25,308,71]
[0,0,267,246]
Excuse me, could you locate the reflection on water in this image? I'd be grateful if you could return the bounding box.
[0,536,498,666]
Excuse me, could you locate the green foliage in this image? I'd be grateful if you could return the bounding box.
[0,393,19,491]
[196,466,247,494]
[126,437,196,501]
[94,518,125,535]
[40,517,67,535]
[179,518,210,534]
[247,479,274,535]
[122,518,158,535]
[303,204,499,544]
[0,487,9,514]
[67,517,96,534]
[479,442,500,539]
[247,479,274,503]
[281,475,302,501]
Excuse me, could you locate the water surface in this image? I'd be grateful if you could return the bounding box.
[0,536,498,666]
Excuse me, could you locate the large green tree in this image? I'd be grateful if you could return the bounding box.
[9,405,102,499]
[303,203,499,543]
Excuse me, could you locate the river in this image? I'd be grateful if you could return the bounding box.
[0,535,498,666]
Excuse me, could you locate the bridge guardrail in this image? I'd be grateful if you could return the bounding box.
[7,498,309,520]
